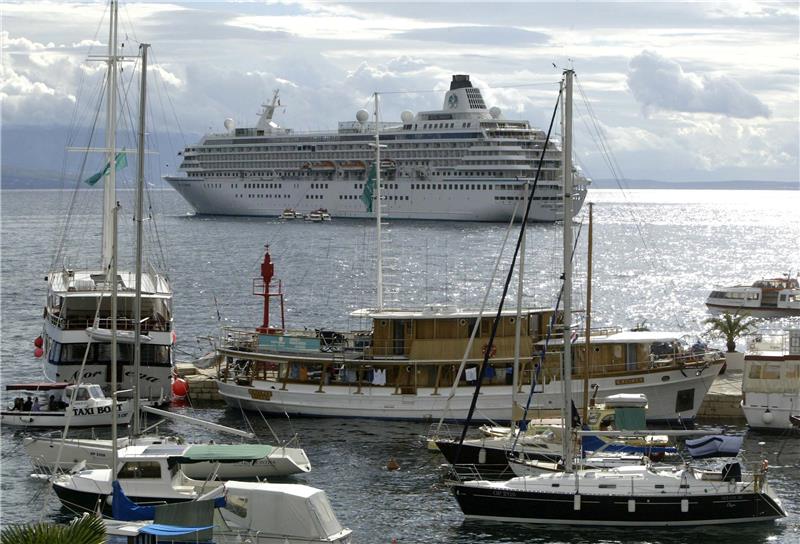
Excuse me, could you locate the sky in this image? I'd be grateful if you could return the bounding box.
[2,0,799,183]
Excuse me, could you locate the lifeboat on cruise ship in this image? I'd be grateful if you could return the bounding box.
[311,161,336,170]
[338,161,367,170]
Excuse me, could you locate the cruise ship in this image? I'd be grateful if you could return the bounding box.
[165,75,589,222]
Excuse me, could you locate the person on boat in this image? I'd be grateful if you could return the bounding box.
[31,398,41,412]
[48,395,58,411]
[22,396,33,411]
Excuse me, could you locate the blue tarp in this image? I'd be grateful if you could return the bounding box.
[112,480,156,521]
[139,523,215,536]
[685,435,743,458]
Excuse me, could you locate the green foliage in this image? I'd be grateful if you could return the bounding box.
[704,312,755,352]
[0,513,106,544]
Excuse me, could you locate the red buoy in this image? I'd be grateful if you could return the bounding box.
[34,336,44,348]
[34,347,44,358]
[172,377,189,399]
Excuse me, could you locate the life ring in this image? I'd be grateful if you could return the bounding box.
[481,344,497,358]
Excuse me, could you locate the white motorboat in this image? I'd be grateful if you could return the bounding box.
[741,329,800,431]
[2,383,131,428]
[281,208,302,220]
[104,480,353,543]
[706,276,800,317]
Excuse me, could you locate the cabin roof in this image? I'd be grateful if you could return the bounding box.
[350,306,552,320]
[47,269,172,298]
[537,331,687,346]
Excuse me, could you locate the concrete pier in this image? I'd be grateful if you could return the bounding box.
[697,371,745,423]
[175,362,224,403]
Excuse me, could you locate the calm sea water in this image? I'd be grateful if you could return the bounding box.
[1,187,799,543]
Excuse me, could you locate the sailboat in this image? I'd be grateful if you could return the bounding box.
[25,0,310,481]
[450,69,786,526]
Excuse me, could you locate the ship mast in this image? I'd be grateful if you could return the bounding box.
[101,0,119,271]
[374,92,384,311]
[561,68,575,473]
[132,42,149,437]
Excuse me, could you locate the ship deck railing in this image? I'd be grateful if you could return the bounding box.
[46,312,172,333]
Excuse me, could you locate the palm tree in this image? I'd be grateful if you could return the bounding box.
[0,513,106,544]
[704,313,754,353]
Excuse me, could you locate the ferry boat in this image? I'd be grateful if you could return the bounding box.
[741,329,800,431]
[706,276,800,317]
[165,75,589,222]
[211,248,724,423]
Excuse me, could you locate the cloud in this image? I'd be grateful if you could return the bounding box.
[394,25,549,46]
[627,50,770,118]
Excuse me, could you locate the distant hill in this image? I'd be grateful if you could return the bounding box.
[590,179,798,190]
[1,125,199,189]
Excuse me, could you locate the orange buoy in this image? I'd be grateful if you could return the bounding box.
[386,457,400,471]
[172,377,189,399]
[34,336,44,348]
[34,347,44,358]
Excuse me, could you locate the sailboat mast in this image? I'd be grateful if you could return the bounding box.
[111,203,119,475]
[512,181,528,415]
[101,0,119,270]
[374,92,383,311]
[132,43,149,437]
[582,202,593,423]
[561,69,574,472]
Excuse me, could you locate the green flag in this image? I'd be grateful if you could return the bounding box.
[360,163,376,213]
[83,150,128,186]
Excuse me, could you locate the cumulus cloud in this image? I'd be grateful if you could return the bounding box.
[627,50,770,118]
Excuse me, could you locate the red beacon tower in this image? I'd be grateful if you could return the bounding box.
[254,245,285,334]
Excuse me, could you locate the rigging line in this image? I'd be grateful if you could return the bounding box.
[453,84,564,465]
[51,79,108,271]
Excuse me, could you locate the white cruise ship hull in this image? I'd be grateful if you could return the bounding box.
[215,361,722,422]
[166,176,586,222]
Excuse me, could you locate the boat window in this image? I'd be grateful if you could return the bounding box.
[75,388,90,401]
[225,494,248,519]
[748,363,762,379]
[762,364,781,380]
[118,461,162,479]
[87,385,104,399]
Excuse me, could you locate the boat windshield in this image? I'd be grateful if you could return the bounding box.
[86,385,105,399]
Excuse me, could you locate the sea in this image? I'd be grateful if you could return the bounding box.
[1,187,799,543]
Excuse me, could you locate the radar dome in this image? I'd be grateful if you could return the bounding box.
[356,109,369,124]
[489,107,501,119]
[224,118,235,131]
[400,110,414,124]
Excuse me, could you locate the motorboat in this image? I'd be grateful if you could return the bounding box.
[741,329,800,431]
[104,480,353,543]
[2,383,131,428]
[706,276,800,317]
[281,208,302,220]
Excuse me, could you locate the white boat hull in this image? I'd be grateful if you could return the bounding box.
[23,435,311,477]
[1,403,132,428]
[216,362,722,422]
[741,396,800,431]
[166,176,587,223]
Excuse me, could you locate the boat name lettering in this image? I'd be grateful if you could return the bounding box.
[248,389,273,401]
[491,489,517,497]
[614,377,645,385]
[71,405,124,416]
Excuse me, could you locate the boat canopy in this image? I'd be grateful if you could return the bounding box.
[171,444,273,463]
[222,481,346,540]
